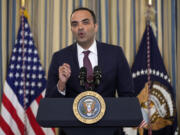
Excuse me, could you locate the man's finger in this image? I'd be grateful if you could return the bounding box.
[63,63,71,69]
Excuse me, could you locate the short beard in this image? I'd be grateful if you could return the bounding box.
[76,38,94,49]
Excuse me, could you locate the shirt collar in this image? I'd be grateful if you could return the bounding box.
[77,40,97,55]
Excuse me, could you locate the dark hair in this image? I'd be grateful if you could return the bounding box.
[71,7,97,24]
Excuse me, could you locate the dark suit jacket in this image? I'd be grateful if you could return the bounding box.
[45,41,134,98]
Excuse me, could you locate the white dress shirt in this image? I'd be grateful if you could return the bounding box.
[77,40,98,69]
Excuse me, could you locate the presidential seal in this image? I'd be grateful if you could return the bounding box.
[138,81,175,130]
[73,91,106,124]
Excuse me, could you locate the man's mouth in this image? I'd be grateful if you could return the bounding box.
[78,32,85,38]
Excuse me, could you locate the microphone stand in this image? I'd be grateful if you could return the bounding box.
[93,66,102,88]
[78,67,87,88]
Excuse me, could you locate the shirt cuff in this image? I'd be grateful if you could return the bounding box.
[57,84,66,96]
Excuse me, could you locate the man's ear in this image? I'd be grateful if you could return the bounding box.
[95,23,98,32]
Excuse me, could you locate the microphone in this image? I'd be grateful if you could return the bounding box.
[93,66,102,87]
[78,67,87,87]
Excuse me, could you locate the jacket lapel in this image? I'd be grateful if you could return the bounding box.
[96,41,103,72]
[71,43,80,71]
[95,41,104,92]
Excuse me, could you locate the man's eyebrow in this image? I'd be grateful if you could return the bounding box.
[71,20,78,24]
[71,18,90,24]
[81,18,89,22]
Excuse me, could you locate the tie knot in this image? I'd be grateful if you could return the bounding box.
[83,50,90,56]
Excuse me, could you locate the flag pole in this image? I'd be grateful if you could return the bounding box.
[21,0,27,135]
[146,0,153,135]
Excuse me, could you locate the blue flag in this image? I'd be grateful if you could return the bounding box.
[131,25,177,135]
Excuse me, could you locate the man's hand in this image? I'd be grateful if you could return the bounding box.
[57,63,71,92]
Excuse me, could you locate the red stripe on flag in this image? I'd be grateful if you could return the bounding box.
[2,94,24,135]
[138,120,147,128]
[26,107,45,135]
[52,127,56,133]
[35,94,43,104]
[0,115,15,135]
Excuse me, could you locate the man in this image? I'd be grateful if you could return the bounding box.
[45,7,134,135]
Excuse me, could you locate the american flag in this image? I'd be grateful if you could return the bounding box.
[0,11,55,135]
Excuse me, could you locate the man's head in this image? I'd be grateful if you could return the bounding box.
[70,7,98,49]
[71,7,97,24]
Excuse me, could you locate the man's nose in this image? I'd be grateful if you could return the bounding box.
[78,23,84,30]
